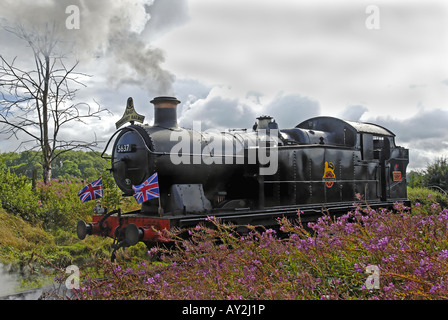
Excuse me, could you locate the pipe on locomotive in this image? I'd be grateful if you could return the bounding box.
[151,96,180,128]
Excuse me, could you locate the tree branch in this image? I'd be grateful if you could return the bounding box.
[0,24,110,182]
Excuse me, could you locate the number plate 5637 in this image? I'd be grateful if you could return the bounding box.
[117,144,135,153]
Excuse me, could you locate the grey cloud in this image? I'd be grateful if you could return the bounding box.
[264,93,321,128]
[177,88,321,131]
[178,89,258,130]
[373,108,448,143]
[172,78,211,106]
[143,0,190,41]
[409,84,427,89]
[367,108,448,170]
[339,105,369,121]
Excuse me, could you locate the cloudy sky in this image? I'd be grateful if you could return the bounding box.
[0,0,447,170]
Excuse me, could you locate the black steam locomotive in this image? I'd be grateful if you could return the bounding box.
[77,96,409,249]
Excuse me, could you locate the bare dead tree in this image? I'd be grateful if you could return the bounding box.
[0,25,110,183]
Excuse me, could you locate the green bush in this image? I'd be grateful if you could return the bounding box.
[424,157,448,192]
[0,168,41,222]
[408,187,448,213]
[0,165,138,231]
[0,163,145,291]
[34,179,95,230]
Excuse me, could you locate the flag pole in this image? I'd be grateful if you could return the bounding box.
[154,172,163,216]
[158,195,163,216]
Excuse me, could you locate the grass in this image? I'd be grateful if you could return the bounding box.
[0,206,119,290]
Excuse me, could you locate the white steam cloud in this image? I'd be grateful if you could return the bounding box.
[0,264,20,296]
[0,0,175,95]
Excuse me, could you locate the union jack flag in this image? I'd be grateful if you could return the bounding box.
[132,172,160,204]
[78,178,103,203]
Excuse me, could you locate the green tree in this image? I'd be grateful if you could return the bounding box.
[423,157,448,192]
[407,170,425,188]
[57,160,81,179]
[0,150,109,180]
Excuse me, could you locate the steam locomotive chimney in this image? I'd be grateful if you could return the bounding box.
[150,96,181,128]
